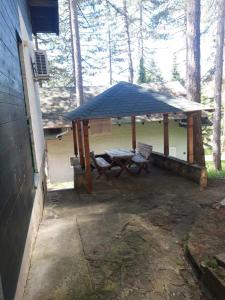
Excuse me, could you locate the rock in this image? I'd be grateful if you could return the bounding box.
[215,253,225,268]
[220,199,225,206]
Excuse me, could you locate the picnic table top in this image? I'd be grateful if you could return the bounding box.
[105,148,134,159]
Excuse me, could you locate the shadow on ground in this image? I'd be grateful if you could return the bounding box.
[24,166,225,300]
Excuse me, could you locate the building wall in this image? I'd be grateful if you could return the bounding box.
[0,1,45,299]
[46,121,187,184]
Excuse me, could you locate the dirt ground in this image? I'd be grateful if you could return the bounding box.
[23,166,225,300]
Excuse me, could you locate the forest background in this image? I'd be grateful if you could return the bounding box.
[37,0,225,174]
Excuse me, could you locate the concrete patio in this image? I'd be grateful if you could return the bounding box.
[23,166,225,300]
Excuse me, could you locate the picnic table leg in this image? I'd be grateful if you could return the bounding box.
[115,159,133,177]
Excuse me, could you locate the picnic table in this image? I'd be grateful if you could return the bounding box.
[105,148,134,177]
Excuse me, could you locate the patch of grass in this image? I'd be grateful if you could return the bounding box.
[201,257,218,269]
[206,161,225,179]
[204,148,212,155]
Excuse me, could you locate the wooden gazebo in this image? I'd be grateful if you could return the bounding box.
[66,82,212,193]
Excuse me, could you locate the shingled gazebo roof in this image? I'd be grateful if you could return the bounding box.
[66,82,212,121]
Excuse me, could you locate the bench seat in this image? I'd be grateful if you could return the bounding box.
[131,153,148,163]
[131,142,153,174]
[95,157,111,168]
[91,151,112,179]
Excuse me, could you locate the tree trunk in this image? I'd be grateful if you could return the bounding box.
[108,29,113,85]
[106,1,113,85]
[186,0,205,166]
[213,0,225,170]
[69,0,76,89]
[123,0,134,83]
[70,0,84,106]
[139,0,144,61]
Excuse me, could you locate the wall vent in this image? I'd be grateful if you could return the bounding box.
[33,50,49,80]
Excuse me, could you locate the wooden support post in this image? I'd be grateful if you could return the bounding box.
[187,113,194,164]
[72,121,78,157]
[163,114,169,156]
[131,116,136,152]
[77,121,85,168]
[83,120,93,193]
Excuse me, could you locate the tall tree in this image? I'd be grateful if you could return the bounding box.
[186,0,205,165]
[138,0,146,83]
[213,0,225,170]
[69,0,77,88]
[106,0,134,83]
[123,0,134,83]
[186,0,201,103]
[106,1,113,85]
[108,28,113,85]
[70,0,84,106]
[171,54,182,83]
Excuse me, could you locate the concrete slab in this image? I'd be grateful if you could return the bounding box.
[23,166,225,299]
[23,216,92,300]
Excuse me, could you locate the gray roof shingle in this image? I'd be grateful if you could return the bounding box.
[66,82,212,121]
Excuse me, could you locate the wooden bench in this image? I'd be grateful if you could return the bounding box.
[90,151,112,179]
[131,142,153,174]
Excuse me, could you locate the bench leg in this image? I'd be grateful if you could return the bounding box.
[96,168,110,180]
[135,163,150,174]
[144,163,150,173]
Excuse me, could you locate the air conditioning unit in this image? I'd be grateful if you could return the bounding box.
[33,50,50,81]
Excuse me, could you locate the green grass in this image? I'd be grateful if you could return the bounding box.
[204,148,212,155]
[206,161,225,179]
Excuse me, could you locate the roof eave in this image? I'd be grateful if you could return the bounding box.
[29,0,59,35]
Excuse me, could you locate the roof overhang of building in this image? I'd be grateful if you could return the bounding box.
[29,0,59,35]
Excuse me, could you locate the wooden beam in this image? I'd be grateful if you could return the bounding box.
[131,116,136,151]
[77,121,85,168]
[187,113,194,164]
[163,114,169,156]
[72,121,78,157]
[83,120,93,193]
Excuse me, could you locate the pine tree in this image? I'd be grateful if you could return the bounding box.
[171,54,182,83]
[186,0,205,166]
[37,0,73,87]
[146,57,164,83]
[213,0,225,170]
[138,57,146,83]
[138,0,146,83]
[70,0,84,106]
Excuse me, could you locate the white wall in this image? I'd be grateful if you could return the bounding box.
[18,8,45,172]
[46,121,187,184]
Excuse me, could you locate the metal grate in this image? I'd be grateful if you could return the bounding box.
[34,50,49,80]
